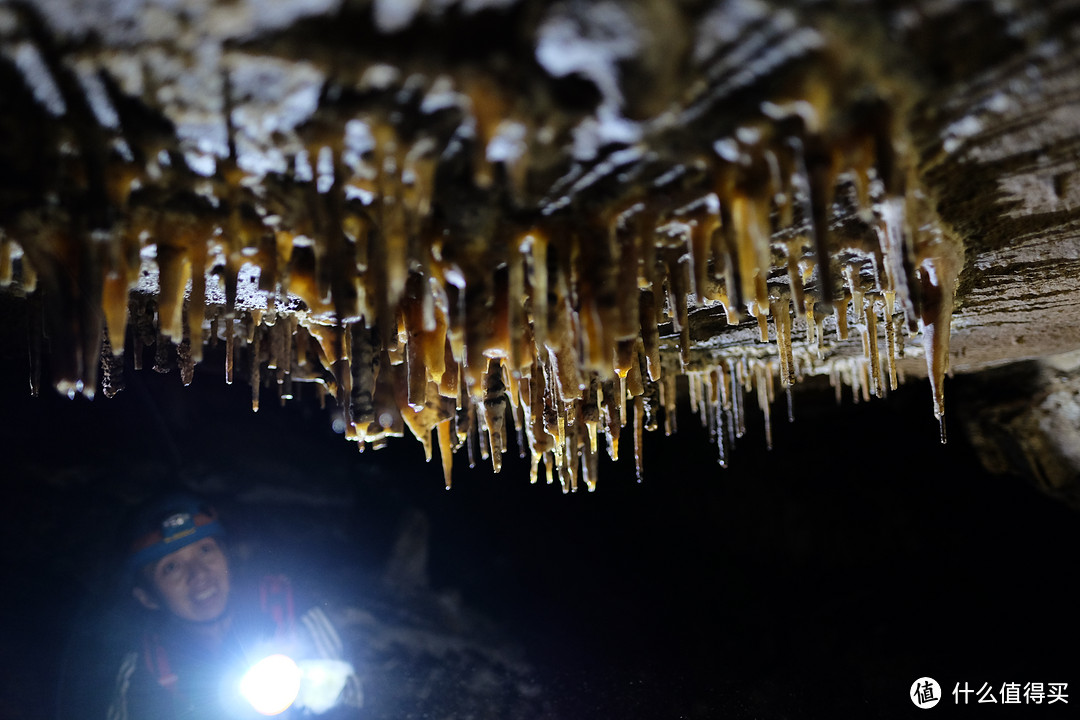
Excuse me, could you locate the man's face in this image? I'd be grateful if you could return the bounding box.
[137,537,231,623]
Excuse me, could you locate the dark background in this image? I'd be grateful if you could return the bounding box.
[1,296,1078,719]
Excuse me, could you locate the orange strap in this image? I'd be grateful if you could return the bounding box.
[258,574,295,639]
[143,632,178,691]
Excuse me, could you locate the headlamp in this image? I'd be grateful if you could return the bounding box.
[239,654,355,716]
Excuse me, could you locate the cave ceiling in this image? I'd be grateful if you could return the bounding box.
[1,0,1079,491]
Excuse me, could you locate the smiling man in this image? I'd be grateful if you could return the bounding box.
[107,492,363,720]
[129,498,232,625]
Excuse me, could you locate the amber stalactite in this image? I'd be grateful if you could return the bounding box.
[0,1,969,489]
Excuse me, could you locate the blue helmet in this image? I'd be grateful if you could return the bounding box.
[123,491,226,578]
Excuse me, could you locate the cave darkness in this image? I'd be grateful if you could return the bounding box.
[1,296,1078,720]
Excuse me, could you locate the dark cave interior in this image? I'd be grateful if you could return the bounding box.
[0,1,1078,718]
[1,297,1078,720]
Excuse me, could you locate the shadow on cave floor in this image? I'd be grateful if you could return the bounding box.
[1,356,1079,720]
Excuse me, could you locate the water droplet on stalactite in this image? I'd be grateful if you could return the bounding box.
[513,402,528,461]
[251,326,261,412]
[732,361,746,439]
[465,410,477,469]
[437,421,453,489]
[477,409,492,465]
[633,395,645,481]
[918,253,957,443]
[604,388,621,463]
[582,428,598,492]
[716,408,727,468]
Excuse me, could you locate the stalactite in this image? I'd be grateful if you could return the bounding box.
[0,5,966,491]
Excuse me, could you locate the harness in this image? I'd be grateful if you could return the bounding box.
[141,575,296,705]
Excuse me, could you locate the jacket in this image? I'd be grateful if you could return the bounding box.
[107,576,362,720]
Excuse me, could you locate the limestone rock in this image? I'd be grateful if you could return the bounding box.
[1,0,1079,488]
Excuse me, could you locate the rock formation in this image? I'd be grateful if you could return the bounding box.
[1,0,1078,494]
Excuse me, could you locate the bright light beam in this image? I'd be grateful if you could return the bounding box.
[240,654,302,716]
